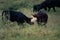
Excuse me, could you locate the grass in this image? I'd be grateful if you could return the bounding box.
[0,0,60,40]
[0,8,60,40]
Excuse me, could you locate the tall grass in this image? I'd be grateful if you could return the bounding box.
[0,0,60,40]
[0,8,60,40]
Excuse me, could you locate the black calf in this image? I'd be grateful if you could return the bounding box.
[32,11,48,26]
[2,9,33,25]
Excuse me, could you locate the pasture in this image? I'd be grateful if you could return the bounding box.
[0,8,60,40]
[0,0,60,40]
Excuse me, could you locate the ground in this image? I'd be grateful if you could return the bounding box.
[0,7,60,40]
[0,0,60,40]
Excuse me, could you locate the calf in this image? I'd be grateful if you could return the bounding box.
[2,9,33,25]
[31,11,48,26]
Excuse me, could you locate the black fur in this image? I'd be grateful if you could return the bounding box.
[32,11,48,25]
[33,0,60,12]
[2,9,33,25]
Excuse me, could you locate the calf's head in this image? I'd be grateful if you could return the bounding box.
[30,15,37,23]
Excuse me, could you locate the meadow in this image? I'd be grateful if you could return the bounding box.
[0,0,60,40]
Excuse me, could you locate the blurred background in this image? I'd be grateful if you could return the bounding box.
[0,0,60,40]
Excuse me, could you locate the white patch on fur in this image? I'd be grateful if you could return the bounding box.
[31,17,37,22]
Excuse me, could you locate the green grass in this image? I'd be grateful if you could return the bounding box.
[0,8,60,40]
[0,0,60,40]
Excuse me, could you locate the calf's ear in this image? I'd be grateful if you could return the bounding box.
[31,15,35,18]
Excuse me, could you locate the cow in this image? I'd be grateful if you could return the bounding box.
[31,11,48,26]
[45,0,60,12]
[2,9,34,26]
[33,0,60,12]
[33,2,47,12]
[33,1,56,12]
